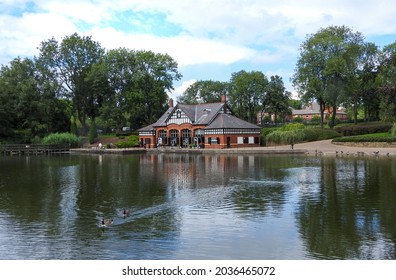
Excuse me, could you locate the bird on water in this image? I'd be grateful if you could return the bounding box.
[123,209,130,218]
[101,218,113,227]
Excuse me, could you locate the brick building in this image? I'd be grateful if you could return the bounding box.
[138,96,261,149]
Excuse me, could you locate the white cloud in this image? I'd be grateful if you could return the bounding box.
[0,12,76,63]
[2,0,396,82]
[168,79,197,101]
[88,27,257,67]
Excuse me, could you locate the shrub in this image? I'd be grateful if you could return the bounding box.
[280,123,305,131]
[391,123,396,136]
[42,133,80,147]
[310,115,321,125]
[332,133,396,143]
[114,135,140,148]
[303,128,341,142]
[260,127,279,146]
[292,116,304,123]
[266,129,305,145]
[335,122,393,136]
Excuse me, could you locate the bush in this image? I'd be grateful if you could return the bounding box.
[114,135,140,148]
[335,122,393,136]
[391,123,396,136]
[266,129,305,145]
[292,116,304,123]
[42,133,80,147]
[260,127,279,146]
[280,123,305,131]
[332,133,396,143]
[303,128,341,142]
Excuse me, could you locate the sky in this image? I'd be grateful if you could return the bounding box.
[1,0,396,100]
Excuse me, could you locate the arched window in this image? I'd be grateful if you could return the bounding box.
[181,129,191,147]
[170,129,179,146]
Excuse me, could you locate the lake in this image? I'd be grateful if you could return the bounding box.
[0,153,395,259]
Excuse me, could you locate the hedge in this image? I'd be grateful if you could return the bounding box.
[332,133,396,143]
[334,122,393,136]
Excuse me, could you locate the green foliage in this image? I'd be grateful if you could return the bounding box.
[177,80,228,104]
[310,115,321,125]
[260,127,279,146]
[114,135,139,148]
[280,123,305,131]
[292,25,371,128]
[88,121,98,144]
[303,128,341,142]
[332,132,396,143]
[266,129,306,145]
[292,116,304,123]
[391,123,396,136]
[70,121,78,136]
[265,126,340,145]
[334,122,393,136]
[229,70,268,123]
[42,132,80,147]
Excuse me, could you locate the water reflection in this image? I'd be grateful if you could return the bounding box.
[0,154,395,259]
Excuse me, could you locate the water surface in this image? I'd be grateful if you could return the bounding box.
[0,153,395,259]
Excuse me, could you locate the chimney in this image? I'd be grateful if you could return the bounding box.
[168,98,174,108]
[221,95,226,103]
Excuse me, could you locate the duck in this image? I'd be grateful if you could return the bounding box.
[101,218,113,227]
[123,209,130,218]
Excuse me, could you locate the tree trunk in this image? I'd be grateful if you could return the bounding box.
[329,105,337,128]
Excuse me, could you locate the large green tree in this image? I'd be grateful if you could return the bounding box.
[292,25,367,128]
[377,42,396,122]
[177,80,228,104]
[0,57,70,140]
[229,70,268,123]
[96,49,182,130]
[262,75,291,123]
[36,33,105,134]
[133,50,182,128]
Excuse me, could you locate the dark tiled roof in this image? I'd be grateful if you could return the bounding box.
[138,124,155,132]
[205,113,260,129]
[139,102,259,131]
[178,102,225,125]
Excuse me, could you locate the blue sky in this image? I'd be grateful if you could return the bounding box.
[1,0,396,100]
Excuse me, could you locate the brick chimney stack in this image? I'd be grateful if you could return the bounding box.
[168,98,174,108]
[221,95,226,103]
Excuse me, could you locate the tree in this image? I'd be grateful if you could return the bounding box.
[133,50,182,128]
[36,33,105,134]
[229,70,268,123]
[376,42,396,122]
[0,57,70,140]
[96,48,138,131]
[292,25,367,128]
[262,75,291,123]
[178,80,228,104]
[97,49,182,130]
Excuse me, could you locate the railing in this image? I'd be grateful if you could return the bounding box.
[0,144,71,155]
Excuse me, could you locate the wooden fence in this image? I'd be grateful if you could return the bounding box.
[0,144,71,155]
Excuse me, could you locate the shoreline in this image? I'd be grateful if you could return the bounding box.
[70,140,396,157]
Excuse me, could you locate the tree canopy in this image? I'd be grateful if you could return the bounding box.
[0,33,182,141]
